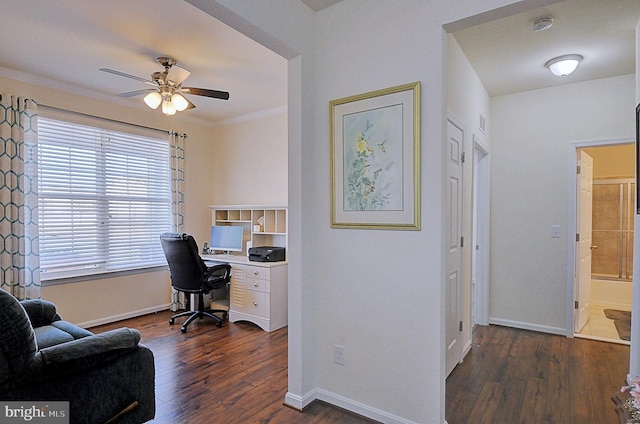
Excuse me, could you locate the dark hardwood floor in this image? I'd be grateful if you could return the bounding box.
[91,310,373,423]
[92,313,630,423]
[446,325,630,424]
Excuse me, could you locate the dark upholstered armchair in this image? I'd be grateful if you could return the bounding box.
[160,232,231,333]
[0,289,155,424]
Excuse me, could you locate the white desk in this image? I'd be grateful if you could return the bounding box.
[202,254,288,332]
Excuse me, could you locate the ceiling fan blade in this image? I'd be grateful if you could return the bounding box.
[99,68,157,86]
[117,88,158,98]
[184,96,196,110]
[181,87,230,100]
[166,65,191,86]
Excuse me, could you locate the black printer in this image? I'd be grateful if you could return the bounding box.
[248,246,286,262]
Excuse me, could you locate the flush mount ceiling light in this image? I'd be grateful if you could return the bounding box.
[545,54,583,77]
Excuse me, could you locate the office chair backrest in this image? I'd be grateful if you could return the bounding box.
[160,232,207,292]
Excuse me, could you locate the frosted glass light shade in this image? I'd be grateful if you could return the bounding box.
[545,54,583,77]
[162,99,176,116]
[172,93,189,111]
[143,92,162,109]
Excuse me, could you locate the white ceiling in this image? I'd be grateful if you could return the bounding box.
[0,0,638,127]
[0,0,288,125]
[300,0,344,12]
[452,0,640,96]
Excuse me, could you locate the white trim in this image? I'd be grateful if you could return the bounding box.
[285,388,422,423]
[284,389,316,410]
[212,105,288,127]
[472,134,490,326]
[574,332,630,346]
[314,388,421,424]
[489,317,567,336]
[76,304,170,329]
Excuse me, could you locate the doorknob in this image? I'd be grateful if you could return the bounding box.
[590,245,598,250]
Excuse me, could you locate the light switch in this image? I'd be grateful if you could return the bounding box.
[551,225,561,238]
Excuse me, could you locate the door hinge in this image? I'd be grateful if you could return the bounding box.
[574,300,579,309]
[576,233,580,242]
[577,165,581,174]
[461,151,466,163]
[460,236,464,247]
[459,321,463,332]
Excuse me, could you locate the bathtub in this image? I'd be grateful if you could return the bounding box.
[591,278,632,309]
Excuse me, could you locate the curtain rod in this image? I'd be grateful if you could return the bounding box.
[39,103,187,137]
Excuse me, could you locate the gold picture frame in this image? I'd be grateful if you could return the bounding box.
[330,82,420,230]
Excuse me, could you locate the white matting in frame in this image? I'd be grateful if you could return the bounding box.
[330,81,420,230]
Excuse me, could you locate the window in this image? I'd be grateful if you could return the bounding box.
[37,113,172,281]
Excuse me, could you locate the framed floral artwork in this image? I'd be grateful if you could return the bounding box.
[330,82,420,230]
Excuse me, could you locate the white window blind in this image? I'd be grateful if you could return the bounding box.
[37,115,172,281]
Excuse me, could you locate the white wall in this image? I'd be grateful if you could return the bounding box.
[209,112,288,205]
[490,74,636,333]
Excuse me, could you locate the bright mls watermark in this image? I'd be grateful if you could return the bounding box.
[1,402,69,423]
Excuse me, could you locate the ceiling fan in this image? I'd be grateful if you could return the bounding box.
[100,56,229,116]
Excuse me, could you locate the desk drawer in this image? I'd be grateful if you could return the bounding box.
[243,290,267,318]
[246,266,269,280]
[246,277,269,293]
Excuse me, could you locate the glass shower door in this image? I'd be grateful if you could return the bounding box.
[591,180,634,280]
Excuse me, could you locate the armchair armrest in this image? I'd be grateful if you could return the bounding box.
[25,328,143,379]
[20,299,60,327]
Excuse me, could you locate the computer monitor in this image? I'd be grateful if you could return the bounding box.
[209,225,244,254]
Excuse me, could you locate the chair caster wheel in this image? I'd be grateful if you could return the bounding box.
[169,319,175,325]
[180,327,187,333]
[216,321,222,328]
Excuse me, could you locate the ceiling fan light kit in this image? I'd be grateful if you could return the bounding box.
[545,54,583,77]
[143,92,162,109]
[100,56,230,116]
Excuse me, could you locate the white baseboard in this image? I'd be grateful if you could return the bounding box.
[286,388,421,424]
[489,317,567,336]
[284,389,316,410]
[77,304,170,329]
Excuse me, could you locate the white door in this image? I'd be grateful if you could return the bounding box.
[575,150,593,333]
[446,120,464,377]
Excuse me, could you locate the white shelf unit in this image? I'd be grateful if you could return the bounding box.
[209,205,287,255]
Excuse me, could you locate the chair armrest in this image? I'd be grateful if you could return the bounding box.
[25,328,143,379]
[204,263,231,290]
[20,299,60,327]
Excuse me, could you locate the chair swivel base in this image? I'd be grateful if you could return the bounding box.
[169,309,228,333]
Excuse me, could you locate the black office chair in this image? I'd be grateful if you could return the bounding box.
[160,232,231,333]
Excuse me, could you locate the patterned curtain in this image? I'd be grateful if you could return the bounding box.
[169,131,186,311]
[0,95,40,300]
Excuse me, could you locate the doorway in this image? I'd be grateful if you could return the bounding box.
[574,143,634,344]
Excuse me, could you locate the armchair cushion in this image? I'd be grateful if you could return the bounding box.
[34,321,93,349]
[20,299,61,327]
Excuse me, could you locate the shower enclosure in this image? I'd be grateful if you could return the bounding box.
[591,179,635,280]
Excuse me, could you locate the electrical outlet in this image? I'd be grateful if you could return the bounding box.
[334,344,344,365]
